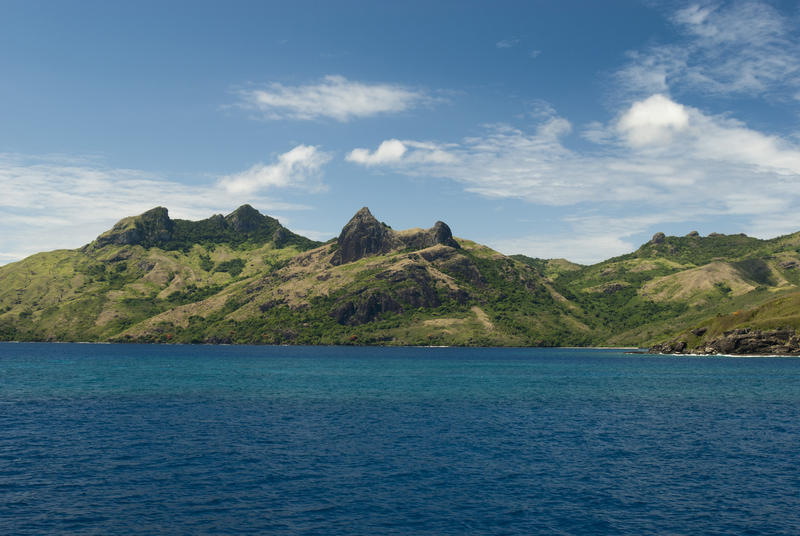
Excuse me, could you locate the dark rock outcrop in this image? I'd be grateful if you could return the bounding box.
[651,328,800,355]
[93,207,175,249]
[87,204,320,252]
[686,231,700,237]
[649,232,666,244]
[225,204,264,233]
[331,263,443,326]
[331,207,399,265]
[602,283,626,294]
[331,207,460,265]
[399,221,460,250]
[332,291,403,325]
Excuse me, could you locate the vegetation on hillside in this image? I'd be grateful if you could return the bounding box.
[2,207,799,349]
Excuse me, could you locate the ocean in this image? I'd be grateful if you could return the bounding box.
[1,343,799,535]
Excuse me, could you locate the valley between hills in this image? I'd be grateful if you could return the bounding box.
[2,204,800,354]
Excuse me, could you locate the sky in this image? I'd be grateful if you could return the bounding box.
[2,0,800,265]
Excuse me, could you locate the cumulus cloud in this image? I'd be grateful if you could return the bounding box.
[346,139,407,166]
[616,2,800,99]
[219,145,331,195]
[617,94,690,147]
[0,151,327,264]
[347,94,800,262]
[236,75,432,122]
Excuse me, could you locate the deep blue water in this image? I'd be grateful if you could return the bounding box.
[1,344,799,535]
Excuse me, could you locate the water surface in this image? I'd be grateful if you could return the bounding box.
[1,343,799,534]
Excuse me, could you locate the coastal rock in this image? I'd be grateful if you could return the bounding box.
[649,340,687,354]
[651,328,800,355]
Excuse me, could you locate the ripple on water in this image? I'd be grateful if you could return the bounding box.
[1,343,799,535]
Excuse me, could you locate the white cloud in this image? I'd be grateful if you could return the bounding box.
[219,145,331,194]
[346,139,407,166]
[617,94,690,147]
[616,2,800,99]
[347,94,800,262]
[347,139,457,167]
[236,75,432,122]
[0,151,326,264]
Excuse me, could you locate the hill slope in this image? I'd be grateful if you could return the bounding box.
[1,209,799,348]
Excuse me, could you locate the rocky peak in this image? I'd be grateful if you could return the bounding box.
[431,221,460,249]
[331,207,398,265]
[92,206,175,249]
[331,208,461,265]
[86,204,321,252]
[397,221,460,251]
[225,204,266,233]
[649,232,666,245]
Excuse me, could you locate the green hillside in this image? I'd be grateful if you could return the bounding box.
[1,206,799,350]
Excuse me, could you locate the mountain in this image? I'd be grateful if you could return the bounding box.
[536,230,800,353]
[1,206,799,349]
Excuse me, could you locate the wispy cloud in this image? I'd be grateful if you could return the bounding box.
[616,2,800,99]
[347,93,800,262]
[219,145,331,195]
[0,149,328,264]
[235,75,433,122]
[496,38,520,49]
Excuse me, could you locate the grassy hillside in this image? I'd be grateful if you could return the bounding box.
[517,231,800,347]
[1,207,799,348]
[650,290,800,353]
[110,238,595,347]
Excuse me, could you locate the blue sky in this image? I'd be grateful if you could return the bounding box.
[2,0,800,264]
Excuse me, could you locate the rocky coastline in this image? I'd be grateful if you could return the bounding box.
[650,328,800,356]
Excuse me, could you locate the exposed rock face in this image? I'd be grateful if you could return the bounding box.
[330,263,443,325]
[400,222,461,250]
[332,291,404,325]
[94,207,175,248]
[686,231,700,237]
[331,207,460,265]
[225,204,265,233]
[649,232,666,244]
[331,207,399,265]
[87,204,318,252]
[602,283,626,294]
[650,328,800,355]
